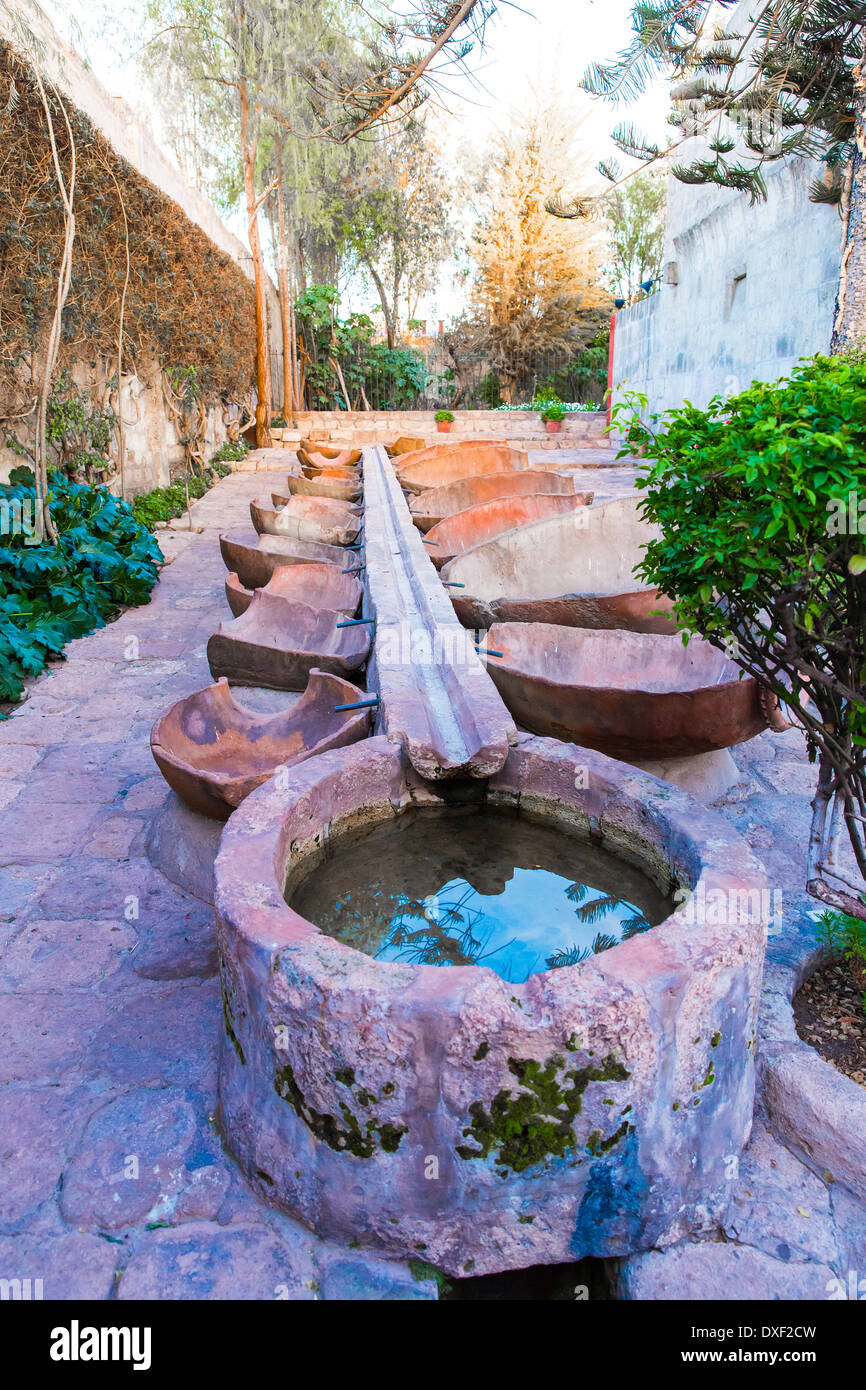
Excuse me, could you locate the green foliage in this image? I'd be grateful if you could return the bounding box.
[295,285,426,410]
[0,471,161,704]
[45,370,118,482]
[540,401,566,422]
[616,353,866,903]
[606,171,667,303]
[130,459,231,530]
[579,2,862,208]
[211,439,249,464]
[434,408,454,423]
[817,906,866,1015]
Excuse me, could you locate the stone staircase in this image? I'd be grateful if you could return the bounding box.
[267,409,612,453]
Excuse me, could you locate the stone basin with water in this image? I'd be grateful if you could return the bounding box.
[288,805,672,983]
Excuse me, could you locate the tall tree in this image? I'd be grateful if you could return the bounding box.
[468,93,610,400]
[142,0,495,442]
[606,170,667,303]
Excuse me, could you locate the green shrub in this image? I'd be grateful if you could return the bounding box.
[615,353,866,918]
[540,401,566,423]
[0,469,161,704]
[434,409,455,423]
[211,438,249,464]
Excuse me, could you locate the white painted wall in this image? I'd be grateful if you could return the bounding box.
[611,1,843,419]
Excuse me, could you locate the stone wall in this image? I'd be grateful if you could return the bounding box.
[0,0,282,494]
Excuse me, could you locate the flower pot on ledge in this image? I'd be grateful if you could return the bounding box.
[437,421,453,433]
[545,420,563,434]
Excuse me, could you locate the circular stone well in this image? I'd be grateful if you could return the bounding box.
[214,734,769,1277]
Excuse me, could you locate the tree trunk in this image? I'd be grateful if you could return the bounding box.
[363,256,398,348]
[240,84,273,449]
[831,29,866,352]
[274,144,295,417]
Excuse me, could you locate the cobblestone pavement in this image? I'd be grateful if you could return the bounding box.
[0,464,863,1300]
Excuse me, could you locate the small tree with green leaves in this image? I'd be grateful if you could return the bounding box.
[614,353,866,922]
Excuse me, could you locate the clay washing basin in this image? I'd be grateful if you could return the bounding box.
[219,526,346,591]
[301,462,360,483]
[410,470,583,532]
[440,496,676,632]
[224,565,362,619]
[397,446,531,496]
[250,495,361,547]
[150,672,372,821]
[298,447,361,474]
[394,439,507,471]
[424,492,594,569]
[299,440,362,464]
[485,623,770,760]
[271,490,361,517]
[285,474,361,504]
[385,436,426,456]
[207,590,372,691]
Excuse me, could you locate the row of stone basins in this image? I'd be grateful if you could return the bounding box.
[148,433,780,1279]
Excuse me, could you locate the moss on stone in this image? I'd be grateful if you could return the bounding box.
[456,1051,632,1174]
[273,1063,407,1159]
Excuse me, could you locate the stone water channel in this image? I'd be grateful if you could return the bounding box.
[0,444,864,1298]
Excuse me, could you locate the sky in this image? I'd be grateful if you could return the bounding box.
[41,0,673,320]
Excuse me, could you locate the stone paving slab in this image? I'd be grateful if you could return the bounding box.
[0,460,863,1300]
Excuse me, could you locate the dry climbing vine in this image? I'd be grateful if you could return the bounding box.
[0,38,256,428]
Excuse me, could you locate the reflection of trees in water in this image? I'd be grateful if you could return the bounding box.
[546,883,651,970]
[382,886,517,970]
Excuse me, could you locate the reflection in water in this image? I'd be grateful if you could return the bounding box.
[288,808,670,985]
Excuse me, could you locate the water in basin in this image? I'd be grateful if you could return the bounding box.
[287,807,671,984]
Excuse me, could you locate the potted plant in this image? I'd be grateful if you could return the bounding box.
[435,409,455,434]
[541,402,566,434]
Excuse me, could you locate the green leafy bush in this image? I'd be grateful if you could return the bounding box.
[0,469,161,704]
[540,401,566,423]
[434,408,454,423]
[211,439,249,465]
[615,353,866,918]
[817,907,866,1013]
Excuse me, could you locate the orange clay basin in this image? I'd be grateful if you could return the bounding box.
[284,474,361,504]
[298,447,362,473]
[219,526,346,591]
[224,564,362,619]
[299,440,362,464]
[485,623,770,762]
[410,469,583,532]
[394,439,507,470]
[397,445,532,496]
[385,436,426,456]
[440,495,676,633]
[250,494,361,547]
[150,672,371,821]
[301,462,360,483]
[207,590,372,691]
[423,492,594,570]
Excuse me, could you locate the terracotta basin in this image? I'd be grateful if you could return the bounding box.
[207,589,372,691]
[410,469,582,532]
[441,496,676,633]
[424,492,594,569]
[298,447,361,474]
[250,495,361,547]
[219,526,345,591]
[224,565,362,619]
[150,672,371,821]
[299,440,362,464]
[386,436,426,456]
[301,463,360,483]
[271,490,361,517]
[285,474,361,504]
[486,623,769,760]
[398,446,531,496]
[395,439,507,471]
